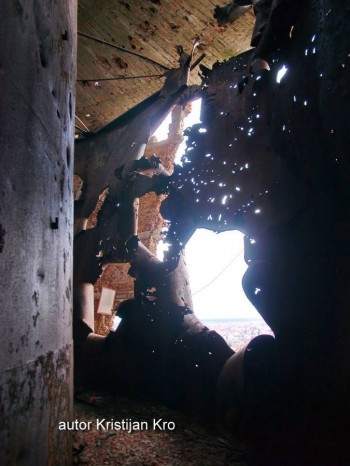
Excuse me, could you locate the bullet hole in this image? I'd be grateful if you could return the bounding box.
[39,42,49,68]
[96,54,111,70]
[276,65,288,83]
[69,92,72,119]
[60,166,65,199]
[115,56,128,69]
[52,88,57,98]
[170,23,179,32]
[37,269,45,282]
[20,332,29,347]
[119,0,130,10]
[51,217,59,229]
[66,146,71,168]
[61,30,68,41]
[32,291,39,306]
[127,35,137,49]
[32,311,40,327]
[142,20,157,35]
[0,223,5,252]
[57,109,61,119]
[238,76,249,94]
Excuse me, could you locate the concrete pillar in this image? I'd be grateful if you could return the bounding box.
[0,1,76,465]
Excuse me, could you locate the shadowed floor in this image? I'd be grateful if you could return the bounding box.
[72,391,250,465]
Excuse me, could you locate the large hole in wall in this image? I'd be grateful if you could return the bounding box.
[185,229,273,351]
[156,98,202,260]
[156,99,273,351]
[152,111,173,141]
[175,98,202,164]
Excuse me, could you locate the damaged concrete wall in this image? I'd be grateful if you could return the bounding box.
[0,1,76,464]
[166,0,350,460]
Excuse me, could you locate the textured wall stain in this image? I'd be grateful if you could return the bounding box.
[32,311,40,327]
[13,0,24,17]
[0,346,72,465]
[0,223,5,252]
[32,290,39,306]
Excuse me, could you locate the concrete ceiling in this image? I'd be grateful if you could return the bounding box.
[76,0,255,133]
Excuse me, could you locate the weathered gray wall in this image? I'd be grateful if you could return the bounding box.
[0,1,76,464]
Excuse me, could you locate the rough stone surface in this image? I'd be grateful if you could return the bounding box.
[0,1,76,464]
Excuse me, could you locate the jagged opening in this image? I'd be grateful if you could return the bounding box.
[154,99,273,351]
[185,229,273,351]
[152,110,172,141]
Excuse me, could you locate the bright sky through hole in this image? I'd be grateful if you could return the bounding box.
[152,99,202,148]
[276,65,288,83]
[152,111,172,141]
[175,99,202,164]
[186,229,261,321]
[155,100,264,322]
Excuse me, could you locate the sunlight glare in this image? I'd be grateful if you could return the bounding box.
[175,98,202,164]
[276,65,288,83]
[185,229,263,321]
[152,112,172,141]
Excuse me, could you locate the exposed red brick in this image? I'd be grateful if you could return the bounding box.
[93,105,188,334]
